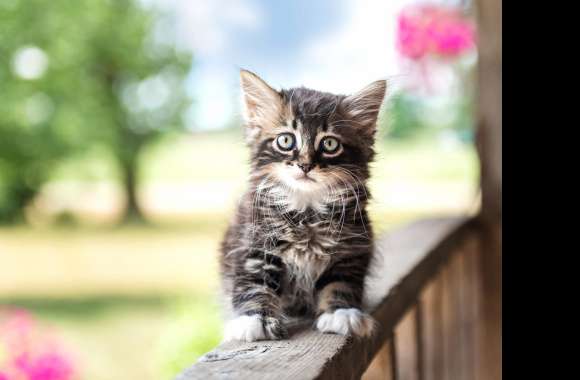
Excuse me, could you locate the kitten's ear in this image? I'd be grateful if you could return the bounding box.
[240,70,283,141]
[342,80,387,135]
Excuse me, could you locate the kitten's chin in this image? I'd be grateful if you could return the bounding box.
[272,165,329,211]
[295,175,317,183]
[279,174,326,196]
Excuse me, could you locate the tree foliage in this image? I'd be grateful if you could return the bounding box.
[0,0,192,223]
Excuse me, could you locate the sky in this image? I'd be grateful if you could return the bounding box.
[150,0,441,131]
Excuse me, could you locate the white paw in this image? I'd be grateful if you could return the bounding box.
[223,315,267,342]
[316,308,375,338]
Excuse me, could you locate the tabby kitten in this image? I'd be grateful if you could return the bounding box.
[220,70,386,342]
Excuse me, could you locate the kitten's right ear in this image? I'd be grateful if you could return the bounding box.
[240,70,283,141]
[342,80,387,137]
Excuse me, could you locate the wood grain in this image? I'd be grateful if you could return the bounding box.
[395,308,419,380]
[474,0,502,372]
[414,302,425,380]
[462,235,481,380]
[420,278,443,380]
[440,265,453,380]
[362,337,394,380]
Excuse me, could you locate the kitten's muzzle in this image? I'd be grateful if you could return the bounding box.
[297,163,314,174]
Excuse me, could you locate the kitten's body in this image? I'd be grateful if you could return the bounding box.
[219,73,386,341]
[221,182,372,319]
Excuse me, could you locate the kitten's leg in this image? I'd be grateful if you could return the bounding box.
[314,258,376,338]
[223,251,287,342]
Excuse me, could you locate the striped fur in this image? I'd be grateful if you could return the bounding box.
[220,70,386,341]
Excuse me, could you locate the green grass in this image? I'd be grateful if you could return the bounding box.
[0,295,170,320]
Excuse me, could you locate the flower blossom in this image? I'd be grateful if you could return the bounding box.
[396,4,476,60]
[0,308,76,380]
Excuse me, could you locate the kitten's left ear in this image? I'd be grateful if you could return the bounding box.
[342,80,387,134]
[239,69,283,143]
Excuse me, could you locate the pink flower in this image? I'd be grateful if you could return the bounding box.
[0,308,77,380]
[396,4,476,60]
[15,353,74,380]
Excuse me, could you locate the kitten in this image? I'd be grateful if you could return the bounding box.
[219,70,386,342]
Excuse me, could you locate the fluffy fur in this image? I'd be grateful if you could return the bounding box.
[220,70,386,342]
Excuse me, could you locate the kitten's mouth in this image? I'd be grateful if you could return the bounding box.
[297,174,316,182]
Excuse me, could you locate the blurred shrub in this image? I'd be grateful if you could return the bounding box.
[383,88,475,141]
[383,92,425,139]
[0,0,192,224]
[156,297,222,379]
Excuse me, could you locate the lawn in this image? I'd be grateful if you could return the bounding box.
[0,133,478,380]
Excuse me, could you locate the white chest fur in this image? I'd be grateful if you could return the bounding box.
[280,220,337,307]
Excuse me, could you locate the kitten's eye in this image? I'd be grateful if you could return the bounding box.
[276,133,295,151]
[321,137,340,154]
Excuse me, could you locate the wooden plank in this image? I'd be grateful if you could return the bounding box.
[175,217,475,380]
[414,303,425,380]
[440,265,452,380]
[476,221,501,380]
[453,250,468,380]
[395,308,419,380]
[461,236,481,380]
[420,278,443,380]
[448,252,464,380]
[362,337,394,380]
[389,335,399,380]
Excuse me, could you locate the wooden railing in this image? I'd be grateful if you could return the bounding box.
[362,217,485,380]
[175,216,496,380]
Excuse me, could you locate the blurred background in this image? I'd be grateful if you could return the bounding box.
[0,0,478,379]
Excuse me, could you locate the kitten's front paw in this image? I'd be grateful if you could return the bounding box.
[223,315,287,342]
[316,308,376,338]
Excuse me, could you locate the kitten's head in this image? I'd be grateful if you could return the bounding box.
[240,69,386,209]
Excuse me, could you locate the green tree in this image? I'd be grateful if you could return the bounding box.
[0,0,192,223]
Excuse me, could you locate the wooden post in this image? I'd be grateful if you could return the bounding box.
[475,0,501,377]
[476,0,502,221]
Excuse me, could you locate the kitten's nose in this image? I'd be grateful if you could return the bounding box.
[298,163,314,174]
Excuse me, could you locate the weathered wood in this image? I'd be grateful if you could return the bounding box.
[461,235,481,380]
[440,265,452,380]
[475,0,502,376]
[395,308,419,380]
[176,217,476,380]
[453,249,468,380]
[414,303,425,380]
[420,278,443,380]
[447,252,463,380]
[476,0,501,223]
[362,338,393,380]
[389,336,399,380]
[476,221,501,380]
